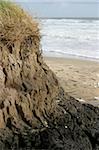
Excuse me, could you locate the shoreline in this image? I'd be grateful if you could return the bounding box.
[44,56,99,107]
[43,53,99,63]
[44,56,99,68]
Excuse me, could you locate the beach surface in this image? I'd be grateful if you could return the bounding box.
[44,57,99,107]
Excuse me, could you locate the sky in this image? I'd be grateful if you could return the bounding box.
[14,0,99,18]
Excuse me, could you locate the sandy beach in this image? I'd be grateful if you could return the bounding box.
[44,57,99,107]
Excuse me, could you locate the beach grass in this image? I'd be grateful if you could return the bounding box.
[0,0,25,20]
[0,0,40,48]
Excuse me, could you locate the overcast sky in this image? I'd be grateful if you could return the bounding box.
[15,0,99,18]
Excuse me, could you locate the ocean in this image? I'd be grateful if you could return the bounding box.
[40,19,99,61]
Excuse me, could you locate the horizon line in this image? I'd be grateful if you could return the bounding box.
[38,17,99,20]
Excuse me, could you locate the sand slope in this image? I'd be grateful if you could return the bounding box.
[45,57,99,107]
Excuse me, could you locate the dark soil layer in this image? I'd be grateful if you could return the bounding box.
[0,90,99,150]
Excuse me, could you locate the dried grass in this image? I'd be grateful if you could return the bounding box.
[0,0,40,49]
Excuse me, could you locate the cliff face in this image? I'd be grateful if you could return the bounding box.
[0,2,60,130]
[0,35,59,129]
[0,2,99,150]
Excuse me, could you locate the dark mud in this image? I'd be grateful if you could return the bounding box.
[0,91,99,150]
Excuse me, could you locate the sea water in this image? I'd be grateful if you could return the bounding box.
[40,19,99,61]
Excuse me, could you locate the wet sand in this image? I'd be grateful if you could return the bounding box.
[44,57,99,107]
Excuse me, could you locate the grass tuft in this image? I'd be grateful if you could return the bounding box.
[0,0,26,23]
[0,0,40,48]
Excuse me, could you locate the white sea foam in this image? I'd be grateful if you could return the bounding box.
[40,19,99,61]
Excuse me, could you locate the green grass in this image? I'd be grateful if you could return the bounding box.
[0,0,39,47]
[0,0,26,21]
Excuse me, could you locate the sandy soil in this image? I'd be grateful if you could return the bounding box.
[44,57,99,107]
